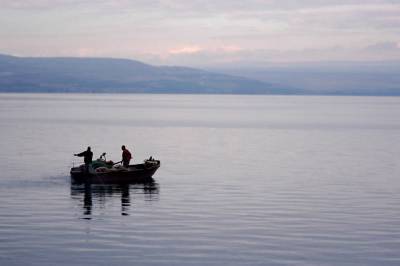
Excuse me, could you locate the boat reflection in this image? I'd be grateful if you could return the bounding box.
[70,181,159,219]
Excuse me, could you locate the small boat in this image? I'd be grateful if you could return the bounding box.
[70,156,160,184]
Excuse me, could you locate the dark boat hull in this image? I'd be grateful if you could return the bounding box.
[70,160,160,184]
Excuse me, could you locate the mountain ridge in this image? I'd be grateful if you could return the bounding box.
[0,54,291,94]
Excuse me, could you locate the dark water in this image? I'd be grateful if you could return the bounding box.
[0,93,399,266]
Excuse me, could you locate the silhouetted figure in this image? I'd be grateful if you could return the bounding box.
[121,145,132,168]
[74,146,93,173]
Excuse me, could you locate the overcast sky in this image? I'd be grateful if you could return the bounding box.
[0,0,399,66]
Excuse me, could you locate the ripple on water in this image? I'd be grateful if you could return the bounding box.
[1,94,400,266]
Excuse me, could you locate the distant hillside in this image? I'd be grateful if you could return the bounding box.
[210,61,400,96]
[0,54,291,94]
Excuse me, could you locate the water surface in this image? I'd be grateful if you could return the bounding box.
[0,93,399,265]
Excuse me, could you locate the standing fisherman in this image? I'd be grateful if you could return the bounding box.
[121,145,132,168]
[74,146,93,173]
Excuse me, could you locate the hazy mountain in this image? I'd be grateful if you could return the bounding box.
[209,61,400,96]
[0,54,291,94]
[2,54,398,95]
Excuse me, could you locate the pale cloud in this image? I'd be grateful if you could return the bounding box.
[169,46,203,55]
[77,47,96,57]
[0,0,399,65]
[153,41,400,67]
[219,45,243,53]
[365,41,400,50]
[0,0,87,10]
[169,45,242,54]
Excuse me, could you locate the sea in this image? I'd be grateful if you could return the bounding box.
[0,93,399,266]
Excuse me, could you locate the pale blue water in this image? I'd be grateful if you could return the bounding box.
[0,93,399,266]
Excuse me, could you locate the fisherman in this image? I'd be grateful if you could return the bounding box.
[74,146,93,173]
[121,145,132,168]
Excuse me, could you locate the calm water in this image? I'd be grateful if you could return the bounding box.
[0,93,399,266]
